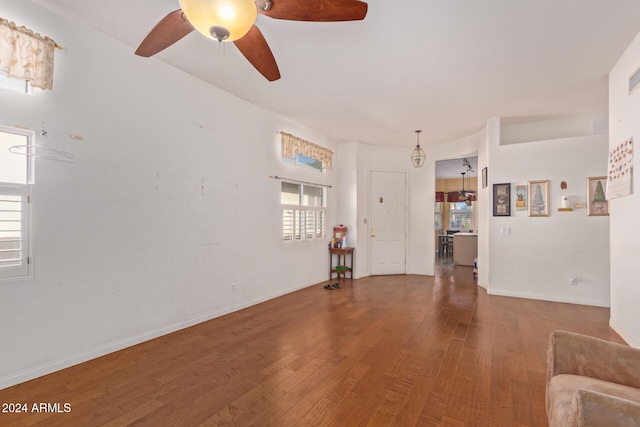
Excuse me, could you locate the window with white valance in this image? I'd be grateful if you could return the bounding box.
[280,131,333,171]
[0,17,57,90]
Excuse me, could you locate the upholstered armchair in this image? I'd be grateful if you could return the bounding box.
[546,330,640,426]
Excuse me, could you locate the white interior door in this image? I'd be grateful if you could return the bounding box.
[370,171,406,275]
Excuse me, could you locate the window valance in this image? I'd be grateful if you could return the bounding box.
[436,191,476,202]
[0,17,57,90]
[280,131,333,170]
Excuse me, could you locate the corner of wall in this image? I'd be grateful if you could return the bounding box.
[608,29,640,347]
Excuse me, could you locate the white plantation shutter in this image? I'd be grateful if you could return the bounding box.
[305,210,325,238]
[282,209,301,241]
[305,210,316,239]
[0,185,30,278]
[281,182,326,242]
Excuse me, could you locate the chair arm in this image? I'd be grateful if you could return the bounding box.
[547,330,640,390]
[567,389,640,427]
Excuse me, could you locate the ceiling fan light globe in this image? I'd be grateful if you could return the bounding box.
[179,0,257,42]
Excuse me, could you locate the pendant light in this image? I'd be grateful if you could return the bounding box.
[410,130,426,168]
[459,172,468,201]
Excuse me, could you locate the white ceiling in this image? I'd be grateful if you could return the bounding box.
[33,0,640,148]
[436,157,478,180]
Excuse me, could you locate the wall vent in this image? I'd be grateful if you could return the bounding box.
[629,65,640,95]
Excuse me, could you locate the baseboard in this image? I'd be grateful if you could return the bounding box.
[0,280,319,390]
[609,319,640,348]
[487,288,610,308]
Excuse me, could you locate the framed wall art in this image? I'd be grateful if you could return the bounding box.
[606,137,633,199]
[528,180,550,217]
[586,176,609,216]
[493,183,511,216]
[515,185,527,211]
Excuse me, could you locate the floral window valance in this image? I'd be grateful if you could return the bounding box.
[0,17,58,90]
[280,131,333,170]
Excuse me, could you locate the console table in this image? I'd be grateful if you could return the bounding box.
[329,247,354,281]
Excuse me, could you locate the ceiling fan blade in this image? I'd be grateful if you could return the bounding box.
[258,0,368,22]
[234,25,281,81]
[135,9,194,57]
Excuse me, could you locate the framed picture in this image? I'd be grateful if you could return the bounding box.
[515,185,527,211]
[482,167,488,188]
[493,183,511,216]
[586,176,609,216]
[528,180,550,217]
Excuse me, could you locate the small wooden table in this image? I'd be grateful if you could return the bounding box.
[329,247,354,281]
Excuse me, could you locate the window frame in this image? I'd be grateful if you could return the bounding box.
[281,181,326,243]
[0,125,35,185]
[448,201,474,231]
[282,152,325,172]
[0,72,33,95]
[0,125,35,280]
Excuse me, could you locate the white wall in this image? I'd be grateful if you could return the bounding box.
[487,119,610,307]
[609,31,640,347]
[0,1,338,388]
[337,141,358,274]
[477,121,491,288]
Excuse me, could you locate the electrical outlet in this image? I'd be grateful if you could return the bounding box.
[232,283,236,291]
[570,276,578,286]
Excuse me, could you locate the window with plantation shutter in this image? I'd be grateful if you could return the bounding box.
[0,125,33,280]
[281,182,326,242]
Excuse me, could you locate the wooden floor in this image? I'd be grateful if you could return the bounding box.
[0,259,624,427]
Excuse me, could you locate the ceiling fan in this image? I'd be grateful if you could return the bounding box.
[134,0,368,81]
